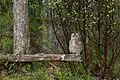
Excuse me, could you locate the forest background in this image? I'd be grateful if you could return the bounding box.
[0,0,120,80]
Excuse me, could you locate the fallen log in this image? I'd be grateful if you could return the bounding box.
[9,53,82,62]
[0,53,82,62]
[0,53,82,79]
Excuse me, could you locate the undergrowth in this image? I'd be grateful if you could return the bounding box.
[2,62,97,80]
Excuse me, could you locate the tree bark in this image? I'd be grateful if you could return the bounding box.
[0,69,2,80]
[13,0,30,55]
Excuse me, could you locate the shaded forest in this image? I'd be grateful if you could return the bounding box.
[0,0,120,80]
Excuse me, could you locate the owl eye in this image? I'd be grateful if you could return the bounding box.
[76,33,79,38]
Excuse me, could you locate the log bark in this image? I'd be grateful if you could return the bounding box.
[0,54,82,62]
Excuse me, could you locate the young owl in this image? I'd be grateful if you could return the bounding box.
[69,33,82,55]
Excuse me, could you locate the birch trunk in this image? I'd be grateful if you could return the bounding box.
[13,0,30,55]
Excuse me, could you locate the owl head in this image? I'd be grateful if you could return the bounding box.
[71,33,80,40]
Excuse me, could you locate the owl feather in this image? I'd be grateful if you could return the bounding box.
[69,33,82,55]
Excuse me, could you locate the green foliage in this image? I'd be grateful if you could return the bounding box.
[0,0,49,54]
[48,0,120,79]
[1,0,120,79]
[0,38,13,53]
[2,62,98,80]
[0,0,13,54]
[28,0,51,53]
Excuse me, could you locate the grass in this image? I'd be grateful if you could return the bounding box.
[2,62,97,80]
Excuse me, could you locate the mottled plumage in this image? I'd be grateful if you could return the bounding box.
[69,33,82,55]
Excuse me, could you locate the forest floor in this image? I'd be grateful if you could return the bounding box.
[2,62,97,80]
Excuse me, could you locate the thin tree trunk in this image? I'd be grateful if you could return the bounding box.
[97,9,102,80]
[103,34,108,74]
[0,69,2,80]
[13,0,30,55]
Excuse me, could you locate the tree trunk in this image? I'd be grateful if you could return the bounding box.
[0,70,2,80]
[13,0,30,55]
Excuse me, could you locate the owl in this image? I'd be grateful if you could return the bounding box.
[69,33,82,55]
